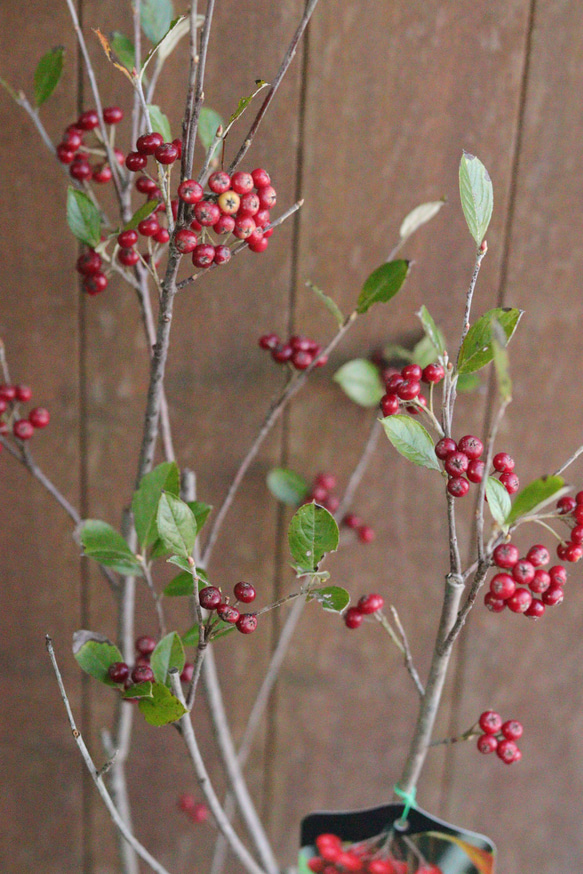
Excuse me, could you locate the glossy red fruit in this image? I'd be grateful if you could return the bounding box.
[357,593,384,614]
[178,792,196,813]
[421,362,445,383]
[257,185,277,209]
[108,662,130,683]
[217,603,240,624]
[248,236,269,253]
[493,452,515,473]
[542,585,564,606]
[512,559,535,586]
[489,573,516,600]
[529,569,550,594]
[118,229,139,248]
[199,586,222,610]
[194,201,221,226]
[103,105,123,124]
[497,738,519,764]
[524,598,546,619]
[239,192,260,215]
[499,471,519,494]
[251,168,271,188]
[447,476,470,498]
[136,175,157,194]
[401,363,422,381]
[153,228,170,244]
[479,710,502,734]
[336,852,362,872]
[571,525,583,544]
[526,544,550,566]
[380,393,399,416]
[13,419,34,440]
[484,591,506,612]
[77,109,99,130]
[396,378,420,401]
[444,451,469,477]
[137,132,164,155]
[344,607,364,629]
[549,565,567,586]
[493,543,519,570]
[234,215,257,240]
[557,495,577,514]
[190,801,209,823]
[435,437,457,460]
[192,244,215,268]
[357,525,375,544]
[565,542,583,562]
[56,144,76,164]
[174,229,198,253]
[155,142,179,164]
[259,333,280,350]
[180,663,194,683]
[14,385,32,402]
[135,635,157,655]
[315,834,342,861]
[93,164,113,184]
[234,581,256,603]
[307,859,325,873]
[367,860,396,874]
[507,588,532,613]
[465,459,485,484]
[138,216,160,237]
[231,171,254,195]
[501,719,523,740]
[236,613,258,634]
[29,407,50,428]
[83,273,108,295]
[208,171,232,194]
[118,248,140,267]
[213,214,236,235]
[213,245,232,266]
[131,664,155,684]
[76,251,102,275]
[271,343,293,363]
[63,127,83,148]
[343,513,362,529]
[458,435,484,460]
[178,179,204,203]
[125,151,148,171]
[477,734,498,754]
[292,350,313,370]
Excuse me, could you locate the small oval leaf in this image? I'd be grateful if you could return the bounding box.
[486,476,511,529]
[198,107,224,151]
[157,493,197,558]
[34,46,65,107]
[79,520,143,575]
[356,260,410,314]
[399,199,445,240]
[138,681,187,726]
[506,475,566,526]
[306,281,344,327]
[67,188,101,248]
[307,585,350,613]
[459,151,493,246]
[150,632,185,685]
[288,504,339,573]
[110,31,136,71]
[147,103,172,142]
[333,359,385,408]
[381,415,441,471]
[123,199,158,231]
[73,631,122,686]
[141,0,174,44]
[416,305,446,358]
[458,307,523,375]
[267,468,309,506]
[132,461,180,549]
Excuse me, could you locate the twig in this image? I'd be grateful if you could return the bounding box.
[201,654,279,874]
[46,636,172,874]
[131,0,142,152]
[14,91,56,155]
[228,0,321,173]
[182,0,216,183]
[389,606,424,697]
[555,443,583,477]
[455,243,487,366]
[336,418,382,520]
[140,559,166,638]
[179,0,199,183]
[201,310,357,567]
[168,672,268,874]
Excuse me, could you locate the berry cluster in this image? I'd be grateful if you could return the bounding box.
[344,593,384,629]
[259,332,328,371]
[555,492,583,562]
[484,541,565,618]
[476,710,523,764]
[75,248,109,295]
[199,580,258,634]
[434,438,519,500]
[307,833,440,874]
[0,383,50,442]
[379,362,445,419]
[107,635,194,690]
[55,106,125,182]
[177,793,209,824]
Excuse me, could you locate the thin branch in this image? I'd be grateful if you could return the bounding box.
[336,418,381,520]
[46,636,172,874]
[168,672,269,874]
[554,443,583,477]
[183,0,216,183]
[140,559,166,638]
[228,0,321,173]
[455,242,488,366]
[389,606,424,698]
[14,92,56,155]
[179,0,200,183]
[131,0,142,151]
[201,310,357,567]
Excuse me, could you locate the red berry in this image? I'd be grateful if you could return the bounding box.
[466,460,485,484]
[118,248,140,267]
[178,792,196,813]
[315,835,342,861]
[477,734,498,754]
[479,710,502,734]
[357,593,383,614]
[401,363,422,381]
[529,569,551,594]
[493,542,519,569]
[571,524,583,544]
[549,565,567,586]
[136,175,157,194]
[136,132,164,156]
[217,603,240,624]
[501,719,523,740]
[234,581,256,603]
[103,105,123,125]
[190,802,209,823]
[421,362,445,384]
[172,138,182,159]
[239,192,260,216]
[458,435,484,460]
[512,559,535,586]
[56,144,77,164]
[131,664,155,684]
[174,229,198,253]
[234,215,257,240]
[199,586,222,610]
[155,142,179,164]
[447,476,470,498]
[13,419,34,440]
[83,273,108,295]
[493,452,515,473]
[557,542,569,561]
[257,185,277,209]
[308,859,325,873]
[367,862,396,874]
[396,378,420,401]
[484,591,506,612]
[180,663,194,683]
[153,228,170,244]
[76,251,102,275]
[336,852,362,872]
[255,208,271,228]
[194,201,221,226]
[497,739,520,764]
[357,525,375,544]
[178,179,204,203]
[192,244,215,268]
[344,607,364,629]
[444,451,469,477]
[542,585,564,606]
[136,635,157,655]
[557,495,577,514]
[292,350,313,370]
[435,437,457,460]
[315,473,336,491]
[236,613,258,634]
[251,168,271,188]
[524,598,546,619]
[271,344,293,363]
[213,244,232,266]
[499,471,520,494]
[565,542,583,562]
[125,151,148,171]
[526,544,550,566]
[343,513,362,529]
[138,216,160,237]
[208,171,232,194]
[489,573,516,600]
[118,229,139,248]
[108,662,130,683]
[259,333,280,350]
[231,171,254,195]
[15,385,32,402]
[93,164,113,184]
[77,109,99,130]
[213,214,236,235]
[29,407,50,428]
[0,384,15,401]
[507,587,532,613]
[248,236,269,253]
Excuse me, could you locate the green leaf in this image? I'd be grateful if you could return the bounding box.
[399,199,446,240]
[486,476,511,530]
[163,571,194,597]
[416,305,446,358]
[458,307,523,374]
[491,318,512,402]
[506,475,566,526]
[333,358,385,407]
[132,461,180,550]
[306,281,344,327]
[79,520,143,575]
[157,493,197,558]
[288,503,339,573]
[307,585,350,613]
[381,415,441,471]
[72,631,122,686]
[187,501,212,532]
[198,107,224,151]
[228,80,269,125]
[122,681,153,699]
[123,200,158,231]
[457,372,481,393]
[459,151,493,246]
[167,554,193,572]
[34,46,64,107]
[383,343,414,364]
[140,0,174,44]
[267,468,309,506]
[110,31,136,71]
[67,188,101,248]
[356,260,410,315]
[150,632,185,685]
[141,15,189,77]
[147,103,172,142]
[138,681,187,726]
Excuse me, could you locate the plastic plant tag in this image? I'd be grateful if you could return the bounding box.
[300,802,496,874]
